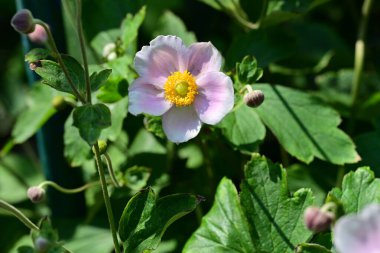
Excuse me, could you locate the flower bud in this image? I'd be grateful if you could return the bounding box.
[304,206,334,233]
[34,237,50,253]
[52,96,66,110]
[11,9,35,34]
[243,90,264,108]
[28,24,48,45]
[102,43,117,61]
[92,140,108,155]
[29,61,41,71]
[27,186,45,203]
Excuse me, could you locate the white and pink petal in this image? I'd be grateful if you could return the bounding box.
[162,106,202,143]
[134,36,188,83]
[194,71,234,125]
[128,78,171,116]
[187,42,222,77]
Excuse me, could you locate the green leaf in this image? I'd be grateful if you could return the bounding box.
[25,48,50,63]
[119,188,198,253]
[72,104,111,145]
[31,218,68,253]
[16,246,34,253]
[90,69,112,91]
[296,243,331,253]
[0,153,43,203]
[183,178,255,253]
[100,96,129,141]
[63,225,113,253]
[120,166,151,191]
[153,11,197,45]
[121,6,146,50]
[90,29,120,57]
[236,56,263,84]
[199,0,249,24]
[34,55,86,98]
[64,112,91,167]
[144,115,165,139]
[178,144,204,169]
[240,154,314,253]
[255,84,359,164]
[12,85,57,143]
[218,103,266,146]
[330,167,380,214]
[261,0,330,27]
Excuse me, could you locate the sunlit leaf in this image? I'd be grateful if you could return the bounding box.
[154,11,196,45]
[255,84,359,164]
[119,188,198,253]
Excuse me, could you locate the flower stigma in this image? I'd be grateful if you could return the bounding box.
[164,71,198,106]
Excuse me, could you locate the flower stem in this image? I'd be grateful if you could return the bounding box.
[0,199,39,231]
[75,0,92,104]
[350,0,373,107]
[93,143,121,253]
[34,20,86,104]
[38,180,100,194]
[103,153,121,188]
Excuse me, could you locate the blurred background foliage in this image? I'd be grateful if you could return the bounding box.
[0,0,380,252]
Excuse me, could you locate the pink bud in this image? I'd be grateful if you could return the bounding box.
[28,24,48,45]
[34,237,50,252]
[27,186,45,203]
[243,90,264,108]
[11,9,35,34]
[304,206,334,233]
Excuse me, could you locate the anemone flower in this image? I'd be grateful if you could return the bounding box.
[334,204,380,253]
[128,35,234,143]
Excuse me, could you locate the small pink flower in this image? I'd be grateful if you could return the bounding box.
[128,35,234,143]
[28,24,48,45]
[334,204,380,253]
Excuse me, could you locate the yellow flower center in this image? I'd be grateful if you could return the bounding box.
[164,71,198,106]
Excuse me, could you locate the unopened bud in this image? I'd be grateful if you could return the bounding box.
[27,186,45,203]
[34,237,50,253]
[92,140,108,155]
[11,9,35,34]
[244,90,264,108]
[52,96,66,110]
[304,206,334,233]
[29,61,41,71]
[28,24,48,45]
[102,43,117,61]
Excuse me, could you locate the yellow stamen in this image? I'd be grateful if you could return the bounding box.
[164,71,198,106]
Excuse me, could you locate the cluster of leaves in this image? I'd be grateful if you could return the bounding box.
[1,0,380,252]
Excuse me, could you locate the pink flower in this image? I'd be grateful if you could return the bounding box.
[334,204,380,253]
[128,35,234,143]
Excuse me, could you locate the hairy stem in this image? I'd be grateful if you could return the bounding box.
[38,181,100,194]
[103,153,121,188]
[34,20,86,104]
[351,0,373,106]
[93,144,121,253]
[0,199,39,231]
[75,0,92,104]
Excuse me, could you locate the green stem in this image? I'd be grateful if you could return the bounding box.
[75,0,92,104]
[0,139,15,158]
[0,199,39,231]
[350,0,373,107]
[38,181,100,194]
[93,143,121,253]
[34,20,86,104]
[103,153,121,188]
